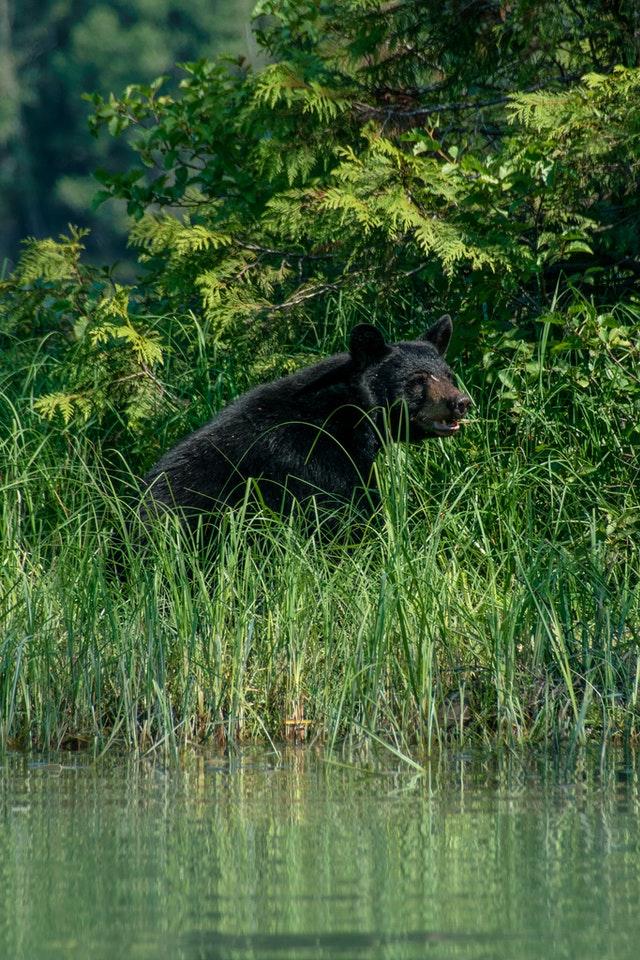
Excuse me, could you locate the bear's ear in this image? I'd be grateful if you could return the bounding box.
[349,324,389,371]
[419,314,453,356]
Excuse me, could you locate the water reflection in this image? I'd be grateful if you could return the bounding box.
[1,747,639,960]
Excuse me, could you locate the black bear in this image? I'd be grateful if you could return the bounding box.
[137,315,471,542]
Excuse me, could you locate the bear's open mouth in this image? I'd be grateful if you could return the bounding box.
[431,420,461,435]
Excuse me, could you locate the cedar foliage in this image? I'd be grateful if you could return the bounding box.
[1,0,639,444]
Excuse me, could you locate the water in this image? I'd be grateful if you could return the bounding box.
[1,747,639,960]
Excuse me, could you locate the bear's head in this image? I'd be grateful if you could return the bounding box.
[349,316,472,440]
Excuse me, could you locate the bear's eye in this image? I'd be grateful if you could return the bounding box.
[408,373,427,389]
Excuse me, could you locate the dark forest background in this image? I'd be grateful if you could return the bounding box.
[0,0,253,271]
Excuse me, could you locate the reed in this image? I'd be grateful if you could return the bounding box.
[1,305,639,753]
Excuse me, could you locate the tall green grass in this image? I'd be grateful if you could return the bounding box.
[1,303,639,754]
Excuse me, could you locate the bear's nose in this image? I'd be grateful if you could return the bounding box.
[451,394,472,419]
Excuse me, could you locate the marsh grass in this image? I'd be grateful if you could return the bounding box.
[1,306,639,754]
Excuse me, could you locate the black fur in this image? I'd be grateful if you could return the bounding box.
[137,317,471,541]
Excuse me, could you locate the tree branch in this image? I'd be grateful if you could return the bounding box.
[354,73,583,122]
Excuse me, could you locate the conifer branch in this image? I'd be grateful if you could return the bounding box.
[354,73,583,121]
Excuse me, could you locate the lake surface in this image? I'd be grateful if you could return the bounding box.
[1,746,639,960]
